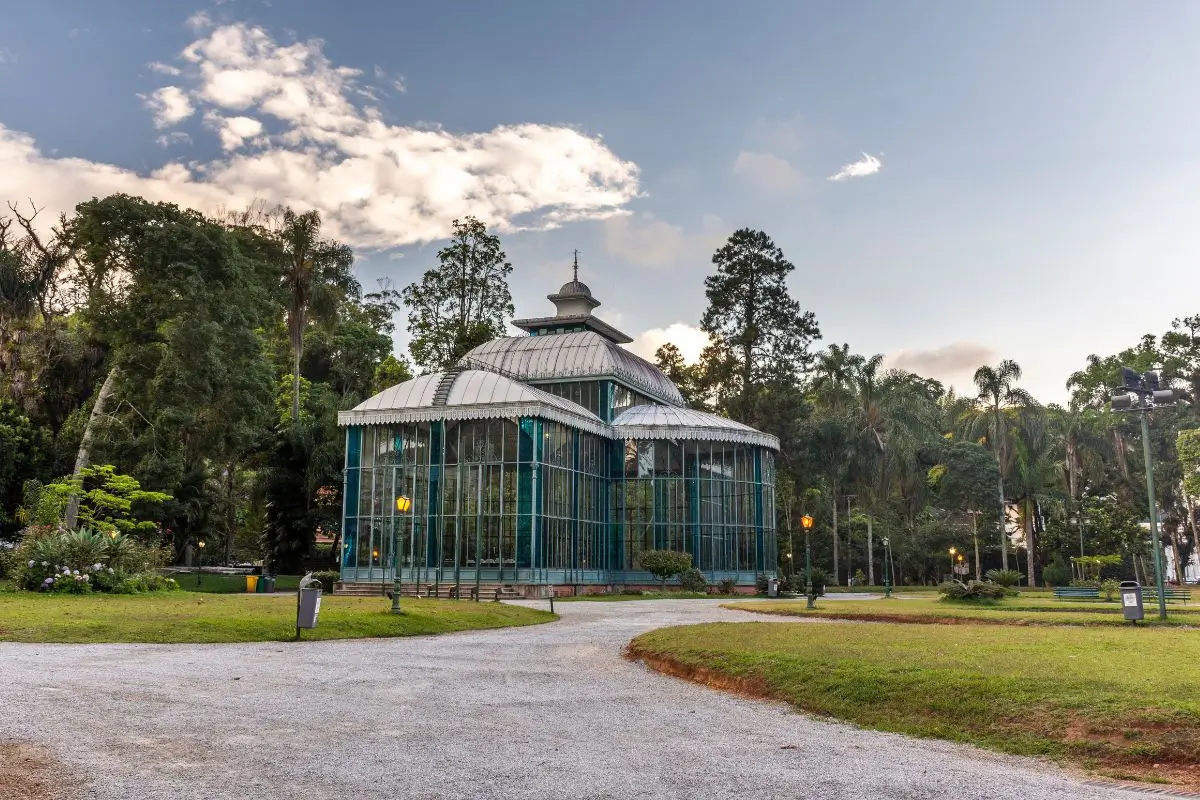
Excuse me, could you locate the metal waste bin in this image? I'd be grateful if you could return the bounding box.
[1119,580,1144,622]
[257,575,276,593]
[296,575,322,631]
[767,577,779,598]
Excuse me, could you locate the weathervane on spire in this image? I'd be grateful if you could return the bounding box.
[572,249,580,282]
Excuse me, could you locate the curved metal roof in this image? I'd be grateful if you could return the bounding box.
[612,405,780,450]
[460,332,686,406]
[338,370,607,435]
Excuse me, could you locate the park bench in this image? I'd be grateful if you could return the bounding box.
[1052,586,1100,600]
[1142,588,1191,604]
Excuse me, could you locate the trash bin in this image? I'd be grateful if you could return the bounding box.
[257,575,276,593]
[1119,580,1144,622]
[767,577,779,598]
[245,575,259,593]
[296,573,323,633]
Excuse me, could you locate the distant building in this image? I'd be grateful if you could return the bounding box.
[337,269,779,595]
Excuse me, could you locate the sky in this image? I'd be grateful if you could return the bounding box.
[4,1,1200,402]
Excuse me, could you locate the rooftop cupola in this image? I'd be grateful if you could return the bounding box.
[512,251,632,343]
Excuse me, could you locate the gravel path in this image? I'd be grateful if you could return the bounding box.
[0,599,1148,799]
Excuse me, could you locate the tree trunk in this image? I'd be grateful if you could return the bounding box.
[292,342,302,425]
[998,471,1008,571]
[972,512,981,581]
[831,494,839,585]
[65,366,119,530]
[866,515,874,585]
[1025,499,1036,587]
[224,465,237,566]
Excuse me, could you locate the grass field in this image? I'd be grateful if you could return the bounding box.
[629,620,1200,787]
[728,595,1200,627]
[0,592,555,643]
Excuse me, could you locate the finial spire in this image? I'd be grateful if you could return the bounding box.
[572,249,580,282]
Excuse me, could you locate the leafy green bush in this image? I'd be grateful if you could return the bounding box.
[639,550,693,588]
[678,568,708,593]
[1042,554,1072,587]
[311,570,341,590]
[13,526,173,593]
[716,578,738,595]
[807,567,830,597]
[1100,578,1120,602]
[938,579,1011,601]
[985,568,1023,588]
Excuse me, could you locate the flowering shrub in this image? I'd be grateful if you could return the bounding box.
[13,527,176,594]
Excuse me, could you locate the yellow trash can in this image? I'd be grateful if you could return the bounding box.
[246,575,259,593]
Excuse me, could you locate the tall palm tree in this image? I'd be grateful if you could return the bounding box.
[1009,407,1058,586]
[970,359,1036,570]
[277,208,357,425]
[1048,402,1110,557]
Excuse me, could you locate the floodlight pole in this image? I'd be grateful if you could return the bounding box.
[1138,408,1168,621]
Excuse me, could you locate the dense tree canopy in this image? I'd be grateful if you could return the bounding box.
[2,196,1197,591]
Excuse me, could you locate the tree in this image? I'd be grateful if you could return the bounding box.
[638,549,693,589]
[969,359,1035,571]
[653,343,707,409]
[403,216,514,372]
[1179,429,1200,499]
[699,228,821,426]
[276,208,358,426]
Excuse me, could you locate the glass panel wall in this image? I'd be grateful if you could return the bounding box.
[529,380,604,418]
[344,420,776,582]
[613,439,774,574]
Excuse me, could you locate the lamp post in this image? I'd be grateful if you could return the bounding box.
[881,536,892,598]
[801,513,815,609]
[967,510,982,581]
[948,547,957,582]
[195,540,205,587]
[392,495,412,614]
[1111,367,1191,621]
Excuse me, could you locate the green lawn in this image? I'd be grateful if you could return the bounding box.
[728,596,1200,627]
[629,620,1200,787]
[0,592,555,643]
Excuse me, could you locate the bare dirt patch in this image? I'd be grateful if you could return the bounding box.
[0,741,77,800]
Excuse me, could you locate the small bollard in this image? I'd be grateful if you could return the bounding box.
[549,586,555,614]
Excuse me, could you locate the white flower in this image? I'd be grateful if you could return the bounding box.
[72,570,79,575]
[41,561,48,567]
[82,574,89,581]
[28,560,35,567]
[107,567,115,574]
[92,563,102,571]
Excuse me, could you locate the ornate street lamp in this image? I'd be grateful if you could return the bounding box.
[948,546,957,582]
[392,495,412,614]
[801,513,816,609]
[1111,367,1190,620]
[196,540,206,587]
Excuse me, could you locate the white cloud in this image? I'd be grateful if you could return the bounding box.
[205,112,264,150]
[604,213,686,267]
[148,61,183,76]
[732,150,801,194]
[0,48,15,66]
[627,323,711,364]
[603,212,727,268]
[885,341,996,392]
[0,21,640,250]
[155,131,192,148]
[827,152,882,181]
[140,86,195,128]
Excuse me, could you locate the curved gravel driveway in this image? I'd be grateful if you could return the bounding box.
[0,599,1147,799]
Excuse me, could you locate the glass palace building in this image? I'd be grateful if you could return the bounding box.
[337,273,779,594]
